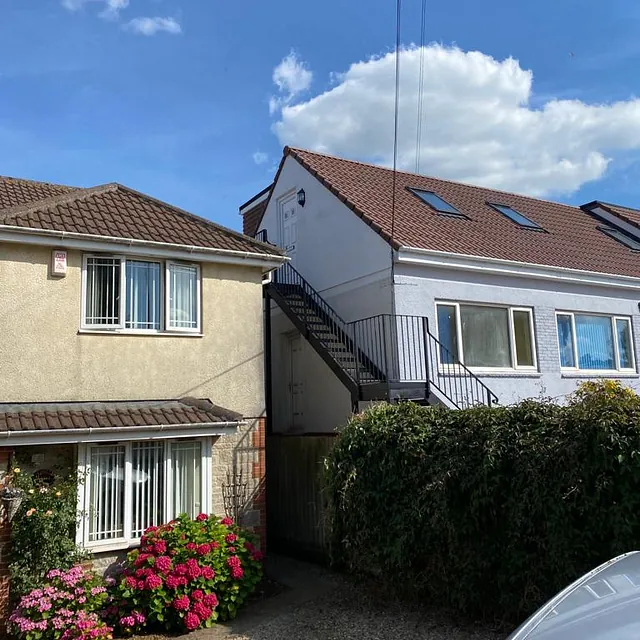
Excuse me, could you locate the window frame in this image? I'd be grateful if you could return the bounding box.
[407,188,465,217]
[81,255,201,335]
[435,301,537,372]
[77,437,212,552]
[81,256,126,330]
[555,311,636,373]
[165,261,202,334]
[487,202,544,231]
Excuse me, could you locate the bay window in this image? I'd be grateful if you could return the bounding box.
[556,312,635,372]
[436,302,536,370]
[78,438,211,549]
[82,255,200,333]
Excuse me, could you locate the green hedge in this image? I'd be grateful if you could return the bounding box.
[324,381,640,622]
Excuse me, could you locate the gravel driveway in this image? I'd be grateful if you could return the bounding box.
[192,556,506,640]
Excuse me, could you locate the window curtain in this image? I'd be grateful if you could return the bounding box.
[125,261,161,330]
[89,445,125,541]
[131,442,165,538]
[556,315,575,368]
[575,315,615,370]
[616,319,634,369]
[85,258,121,325]
[171,441,202,518]
[460,305,511,367]
[168,264,198,329]
[437,305,458,364]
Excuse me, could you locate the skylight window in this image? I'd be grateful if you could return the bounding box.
[599,226,640,251]
[408,189,462,216]
[489,203,543,230]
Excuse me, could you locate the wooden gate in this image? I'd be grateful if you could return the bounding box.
[266,434,335,561]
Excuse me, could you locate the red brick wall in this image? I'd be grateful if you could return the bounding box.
[0,448,13,633]
[251,417,266,552]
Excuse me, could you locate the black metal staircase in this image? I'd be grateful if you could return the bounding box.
[264,261,498,410]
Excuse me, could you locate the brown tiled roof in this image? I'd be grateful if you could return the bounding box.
[584,201,640,231]
[0,180,282,257]
[0,398,243,433]
[276,147,640,279]
[0,175,77,209]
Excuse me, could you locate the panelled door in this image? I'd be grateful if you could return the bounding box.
[279,194,298,263]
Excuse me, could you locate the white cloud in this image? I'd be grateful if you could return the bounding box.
[99,0,129,20]
[124,16,182,35]
[61,0,128,19]
[269,51,312,115]
[271,44,640,197]
[253,151,269,165]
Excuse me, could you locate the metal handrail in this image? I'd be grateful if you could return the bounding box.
[269,262,498,408]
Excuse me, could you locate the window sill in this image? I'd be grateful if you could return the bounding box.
[561,371,638,379]
[439,367,540,378]
[78,329,203,338]
[82,539,141,554]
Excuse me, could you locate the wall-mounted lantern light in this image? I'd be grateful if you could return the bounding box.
[297,188,306,208]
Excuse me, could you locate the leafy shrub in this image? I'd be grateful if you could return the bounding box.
[9,467,85,597]
[8,565,114,640]
[324,381,640,623]
[110,513,264,633]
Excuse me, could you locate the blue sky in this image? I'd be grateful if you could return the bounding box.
[2,0,640,232]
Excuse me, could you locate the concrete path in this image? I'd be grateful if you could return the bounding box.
[193,556,505,640]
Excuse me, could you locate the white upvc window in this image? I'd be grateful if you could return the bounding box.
[436,301,537,371]
[77,438,212,551]
[166,262,201,332]
[81,255,201,333]
[556,312,636,373]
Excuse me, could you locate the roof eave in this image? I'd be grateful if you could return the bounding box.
[397,245,640,290]
[0,224,287,272]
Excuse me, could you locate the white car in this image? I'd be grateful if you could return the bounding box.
[508,551,640,639]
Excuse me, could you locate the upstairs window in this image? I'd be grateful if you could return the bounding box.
[83,255,200,333]
[556,312,635,372]
[408,189,463,216]
[488,203,543,230]
[599,227,640,251]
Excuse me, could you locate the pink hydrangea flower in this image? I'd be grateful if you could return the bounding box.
[154,555,172,572]
[203,593,218,608]
[201,566,215,580]
[172,595,190,611]
[191,589,204,601]
[153,540,167,555]
[185,612,201,630]
[221,517,233,526]
[226,534,237,544]
[197,543,211,556]
[196,513,208,522]
[145,573,163,590]
[193,602,213,621]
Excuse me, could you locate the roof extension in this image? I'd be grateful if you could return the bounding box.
[261,147,640,279]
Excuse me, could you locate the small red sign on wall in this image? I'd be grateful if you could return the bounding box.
[51,249,67,277]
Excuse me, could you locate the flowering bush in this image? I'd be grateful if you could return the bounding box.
[8,566,114,640]
[9,465,85,597]
[111,513,264,633]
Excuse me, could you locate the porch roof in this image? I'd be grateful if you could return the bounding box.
[0,398,244,445]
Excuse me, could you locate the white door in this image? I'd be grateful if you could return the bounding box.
[280,195,298,262]
[288,334,304,430]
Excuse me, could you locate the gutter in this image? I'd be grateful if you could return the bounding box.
[0,225,286,272]
[0,420,244,445]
